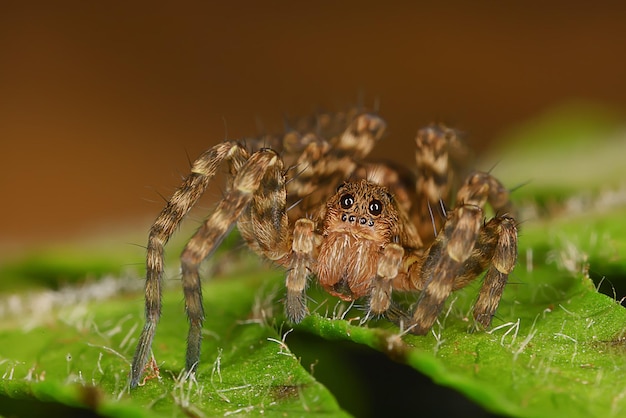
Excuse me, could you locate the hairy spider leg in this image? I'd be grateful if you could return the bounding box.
[389,171,517,334]
[130,142,246,387]
[130,143,281,387]
[414,124,470,244]
[179,149,282,376]
[237,156,289,261]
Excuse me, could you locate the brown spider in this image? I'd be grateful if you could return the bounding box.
[129,110,518,387]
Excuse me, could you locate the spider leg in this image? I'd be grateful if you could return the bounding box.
[457,170,516,220]
[451,171,517,328]
[329,112,386,159]
[179,149,283,376]
[413,124,471,244]
[238,156,290,261]
[404,171,517,334]
[409,204,484,334]
[470,216,517,328]
[236,160,318,323]
[130,142,249,388]
[419,215,517,328]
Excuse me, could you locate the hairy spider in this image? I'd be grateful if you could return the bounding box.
[130,110,518,387]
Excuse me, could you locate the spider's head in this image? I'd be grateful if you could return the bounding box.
[323,180,399,244]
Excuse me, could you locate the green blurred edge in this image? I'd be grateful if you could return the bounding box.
[1,379,151,418]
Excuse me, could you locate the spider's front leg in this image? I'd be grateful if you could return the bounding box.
[407,172,517,334]
[129,144,283,388]
[179,149,285,375]
[130,142,249,388]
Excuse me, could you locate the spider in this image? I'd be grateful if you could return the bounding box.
[129,110,518,387]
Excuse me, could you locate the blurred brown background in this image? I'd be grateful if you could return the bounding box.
[2,1,626,249]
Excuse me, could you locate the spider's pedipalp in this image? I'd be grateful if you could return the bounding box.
[285,218,317,323]
[369,243,404,314]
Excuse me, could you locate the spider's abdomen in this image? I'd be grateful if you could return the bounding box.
[317,232,380,300]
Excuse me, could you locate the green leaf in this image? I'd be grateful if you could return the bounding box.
[0,270,348,417]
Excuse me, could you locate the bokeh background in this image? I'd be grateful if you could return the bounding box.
[3,2,626,250]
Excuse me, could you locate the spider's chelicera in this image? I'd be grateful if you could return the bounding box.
[130,110,518,387]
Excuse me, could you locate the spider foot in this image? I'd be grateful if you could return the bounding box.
[383,304,413,329]
[285,290,308,323]
[473,313,494,330]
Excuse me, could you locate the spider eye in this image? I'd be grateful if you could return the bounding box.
[340,193,354,209]
[369,199,383,215]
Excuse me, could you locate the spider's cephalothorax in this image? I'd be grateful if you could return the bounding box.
[130,111,518,387]
[317,181,401,301]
